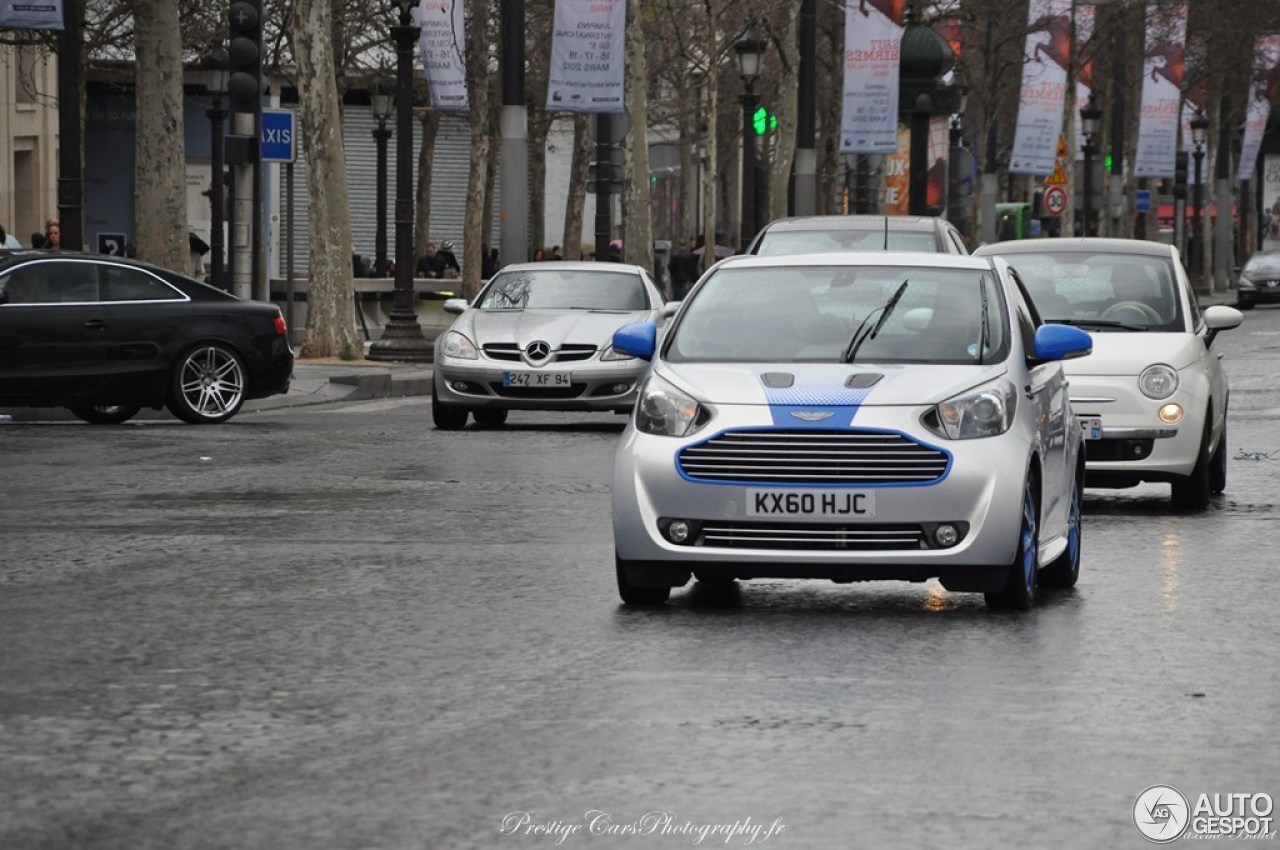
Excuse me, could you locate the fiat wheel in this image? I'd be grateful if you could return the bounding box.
[166,343,246,424]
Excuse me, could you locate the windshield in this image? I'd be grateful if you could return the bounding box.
[754,229,938,256]
[667,265,1009,364]
[1243,253,1280,275]
[1003,252,1184,331]
[477,270,649,311]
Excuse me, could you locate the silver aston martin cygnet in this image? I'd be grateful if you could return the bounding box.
[432,262,667,429]
[610,252,1094,610]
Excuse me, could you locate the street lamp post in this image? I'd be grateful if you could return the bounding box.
[1080,96,1103,238]
[371,85,392,278]
[204,48,230,290]
[1190,108,1209,276]
[734,25,766,251]
[368,0,433,362]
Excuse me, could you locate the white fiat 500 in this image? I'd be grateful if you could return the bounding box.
[974,239,1243,510]
[610,253,1093,609]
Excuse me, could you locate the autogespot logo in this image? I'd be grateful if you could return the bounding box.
[1134,785,1190,843]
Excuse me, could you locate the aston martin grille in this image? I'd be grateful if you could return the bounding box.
[699,522,926,550]
[677,429,949,485]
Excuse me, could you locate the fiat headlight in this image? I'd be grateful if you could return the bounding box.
[635,374,710,437]
[926,379,1018,440]
[1139,364,1178,399]
[440,331,478,360]
[600,345,634,362]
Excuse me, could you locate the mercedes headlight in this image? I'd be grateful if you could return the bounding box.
[441,331,478,360]
[925,379,1018,440]
[600,345,634,362]
[635,373,710,437]
[1139,364,1178,399]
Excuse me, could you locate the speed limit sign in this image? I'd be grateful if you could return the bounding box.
[1044,185,1068,217]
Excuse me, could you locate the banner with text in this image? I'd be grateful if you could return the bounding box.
[1074,5,1095,157]
[0,0,62,29]
[1133,3,1187,178]
[1237,36,1280,182]
[839,0,903,155]
[415,0,468,111]
[1009,0,1073,175]
[546,0,627,113]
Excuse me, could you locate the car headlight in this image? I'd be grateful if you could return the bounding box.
[600,345,634,362]
[1238,277,1257,291]
[925,379,1018,440]
[441,331,478,360]
[1139,364,1178,399]
[635,373,710,437]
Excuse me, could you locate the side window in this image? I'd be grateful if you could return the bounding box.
[1007,270,1039,355]
[0,265,52,304]
[1185,279,1203,328]
[1,262,99,303]
[102,266,183,302]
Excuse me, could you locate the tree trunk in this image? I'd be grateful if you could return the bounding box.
[414,109,441,259]
[462,0,496,300]
[699,47,719,272]
[291,0,360,358]
[529,111,553,256]
[132,0,187,273]
[563,114,593,259]
[622,0,653,274]
[767,5,799,222]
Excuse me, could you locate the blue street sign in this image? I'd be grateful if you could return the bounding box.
[1135,190,1152,213]
[97,232,127,256]
[261,109,296,163]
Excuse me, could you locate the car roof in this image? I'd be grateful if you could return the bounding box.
[496,261,648,275]
[759,215,946,233]
[711,251,994,272]
[973,237,1174,258]
[0,249,188,276]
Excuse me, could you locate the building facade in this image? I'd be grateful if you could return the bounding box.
[0,42,59,247]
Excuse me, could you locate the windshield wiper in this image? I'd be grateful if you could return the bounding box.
[843,280,909,363]
[977,277,989,365]
[1049,317,1148,332]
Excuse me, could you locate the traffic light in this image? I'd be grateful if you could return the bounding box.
[752,105,777,136]
[1173,151,1188,201]
[227,0,262,112]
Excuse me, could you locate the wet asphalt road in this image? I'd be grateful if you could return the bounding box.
[2,307,1280,850]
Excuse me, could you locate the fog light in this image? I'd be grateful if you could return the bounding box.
[1158,403,1183,424]
[934,524,959,548]
[451,381,470,392]
[667,520,691,544]
[612,383,630,395]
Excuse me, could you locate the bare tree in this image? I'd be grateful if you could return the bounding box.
[290,0,360,358]
[132,0,187,272]
[764,3,799,223]
[622,0,654,274]
[461,0,498,299]
[414,108,441,259]
[562,114,594,258]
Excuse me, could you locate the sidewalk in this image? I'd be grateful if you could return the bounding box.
[243,356,433,413]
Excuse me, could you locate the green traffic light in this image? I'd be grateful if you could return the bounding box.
[753,106,767,136]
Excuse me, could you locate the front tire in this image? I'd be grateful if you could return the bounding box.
[432,390,469,430]
[616,554,671,605]
[985,476,1039,610]
[68,404,142,425]
[1041,467,1082,589]
[166,343,246,424]
[1171,416,1212,511]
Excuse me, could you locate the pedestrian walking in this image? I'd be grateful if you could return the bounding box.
[0,224,22,249]
[668,237,697,300]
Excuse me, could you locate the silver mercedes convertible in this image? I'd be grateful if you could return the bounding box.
[432,262,666,428]
[609,253,1094,610]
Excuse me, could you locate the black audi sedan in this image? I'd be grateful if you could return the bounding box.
[0,251,292,424]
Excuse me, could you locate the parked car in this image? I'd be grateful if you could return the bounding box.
[0,251,292,424]
[609,252,1092,610]
[973,238,1243,509]
[745,215,970,256]
[1236,250,1280,309]
[432,262,666,429]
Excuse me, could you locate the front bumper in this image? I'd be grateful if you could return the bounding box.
[1239,281,1280,305]
[434,355,647,411]
[1070,375,1206,484]
[612,404,1031,589]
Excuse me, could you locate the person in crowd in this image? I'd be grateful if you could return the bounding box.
[550,245,563,261]
[30,232,45,249]
[438,240,461,278]
[532,248,547,262]
[44,219,61,250]
[481,246,500,279]
[668,237,697,300]
[0,225,22,249]
[415,242,449,278]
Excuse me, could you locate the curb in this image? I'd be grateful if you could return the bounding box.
[243,366,433,413]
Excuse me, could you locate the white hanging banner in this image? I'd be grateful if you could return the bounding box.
[1073,5,1095,157]
[1133,3,1187,179]
[415,0,469,111]
[839,0,903,156]
[0,0,63,30]
[1009,0,1073,176]
[1237,36,1280,183]
[546,0,627,113]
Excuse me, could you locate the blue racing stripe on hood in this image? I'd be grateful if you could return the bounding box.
[760,376,877,427]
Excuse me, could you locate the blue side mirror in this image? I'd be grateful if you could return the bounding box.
[612,321,657,361]
[1032,324,1092,362]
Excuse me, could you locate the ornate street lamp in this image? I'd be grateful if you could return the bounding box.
[899,5,960,216]
[204,47,230,290]
[368,0,433,362]
[735,24,767,250]
[1080,95,1103,238]
[1190,108,1209,274]
[371,82,393,279]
